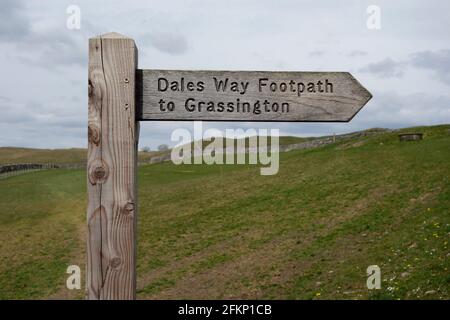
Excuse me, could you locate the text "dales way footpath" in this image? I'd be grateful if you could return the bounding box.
[137,70,372,122]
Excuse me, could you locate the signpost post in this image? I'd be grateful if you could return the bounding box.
[87,32,372,299]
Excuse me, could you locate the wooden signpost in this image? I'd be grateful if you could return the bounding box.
[87,32,372,299]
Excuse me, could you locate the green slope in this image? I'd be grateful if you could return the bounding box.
[0,133,380,166]
[0,124,448,299]
[0,135,309,166]
[0,147,87,165]
[0,147,162,165]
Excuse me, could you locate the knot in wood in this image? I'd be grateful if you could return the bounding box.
[88,125,100,145]
[122,202,134,215]
[110,257,121,269]
[88,80,93,97]
[89,160,109,185]
[94,166,106,179]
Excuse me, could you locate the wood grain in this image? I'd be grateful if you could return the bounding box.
[137,70,372,122]
[87,32,138,300]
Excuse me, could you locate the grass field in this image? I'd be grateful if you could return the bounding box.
[0,136,309,165]
[0,147,158,165]
[0,125,449,299]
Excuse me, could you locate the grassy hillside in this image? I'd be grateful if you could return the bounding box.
[0,147,87,165]
[189,135,312,149]
[0,136,310,165]
[0,125,448,299]
[0,147,162,165]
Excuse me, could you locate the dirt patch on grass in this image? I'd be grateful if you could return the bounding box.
[336,140,366,150]
[138,186,396,299]
[141,236,298,299]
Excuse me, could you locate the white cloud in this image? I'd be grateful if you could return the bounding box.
[0,0,30,42]
[0,0,449,149]
[360,58,405,78]
[411,50,450,85]
[141,31,188,55]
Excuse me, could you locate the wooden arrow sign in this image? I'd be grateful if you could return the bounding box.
[87,32,374,300]
[137,70,372,122]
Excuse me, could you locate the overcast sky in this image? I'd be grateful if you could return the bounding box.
[0,0,449,149]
